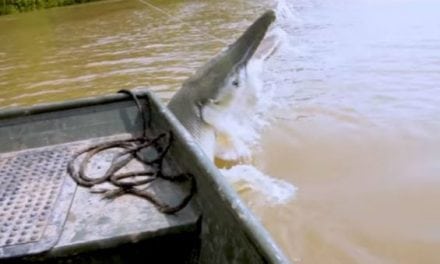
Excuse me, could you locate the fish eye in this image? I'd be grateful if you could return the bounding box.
[232,80,239,87]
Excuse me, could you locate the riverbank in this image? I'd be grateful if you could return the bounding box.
[0,0,102,15]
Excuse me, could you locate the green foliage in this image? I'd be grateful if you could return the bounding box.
[0,0,101,15]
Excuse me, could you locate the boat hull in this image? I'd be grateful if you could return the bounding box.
[0,90,290,264]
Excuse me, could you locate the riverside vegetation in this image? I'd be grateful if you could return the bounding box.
[0,0,101,15]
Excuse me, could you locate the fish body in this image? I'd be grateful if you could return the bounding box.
[168,10,276,160]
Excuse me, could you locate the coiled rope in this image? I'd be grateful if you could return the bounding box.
[67,90,196,214]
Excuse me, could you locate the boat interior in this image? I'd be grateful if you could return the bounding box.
[0,90,289,263]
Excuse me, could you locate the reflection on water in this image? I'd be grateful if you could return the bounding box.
[1,0,440,263]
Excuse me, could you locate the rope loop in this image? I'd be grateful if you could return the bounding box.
[67,90,195,214]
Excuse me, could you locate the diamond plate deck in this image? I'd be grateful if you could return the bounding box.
[0,146,76,259]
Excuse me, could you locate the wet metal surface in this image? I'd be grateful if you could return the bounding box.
[0,91,289,263]
[52,134,199,257]
[0,133,199,260]
[0,147,76,259]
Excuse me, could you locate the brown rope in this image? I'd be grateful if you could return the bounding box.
[67,90,196,214]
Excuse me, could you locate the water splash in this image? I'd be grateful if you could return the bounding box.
[221,164,297,205]
[212,7,299,204]
[274,0,301,24]
[213,22,295,161]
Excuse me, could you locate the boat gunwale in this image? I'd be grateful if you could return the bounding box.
[0,89,290,264]
[0,92,140,120]
[148,91,290,264]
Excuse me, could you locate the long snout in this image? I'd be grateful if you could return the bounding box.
[226,10,276,69]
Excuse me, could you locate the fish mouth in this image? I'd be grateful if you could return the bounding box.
[196,100,207,124]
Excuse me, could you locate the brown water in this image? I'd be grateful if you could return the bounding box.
[1,0,440,263]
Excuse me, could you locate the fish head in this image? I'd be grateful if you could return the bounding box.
[168,10,276,158]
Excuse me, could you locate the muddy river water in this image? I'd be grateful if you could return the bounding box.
[1,0,440,263]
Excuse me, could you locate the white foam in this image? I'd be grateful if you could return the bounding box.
[212,57,273,161]
[274,0,302,24]
[221,165,297,205]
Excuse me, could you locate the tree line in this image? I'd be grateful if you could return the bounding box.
[0,0,101,15]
